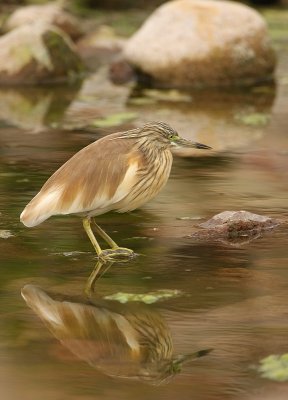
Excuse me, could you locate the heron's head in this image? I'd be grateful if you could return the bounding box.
[140,122,211,150]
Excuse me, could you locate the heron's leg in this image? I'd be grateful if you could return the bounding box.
[83,217,102,256]
[92,220,135,259]
[83,218,134,261]
[92,221,118,249]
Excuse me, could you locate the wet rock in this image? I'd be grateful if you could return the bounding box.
[124,0,276,88]
[199,210,277,229]
[109,59,135,85]
[4,2,83,40]
[0,23,84,85]
[189,211,279,244]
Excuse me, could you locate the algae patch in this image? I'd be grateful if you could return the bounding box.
[104,289,182,304]
[258,354,288,382]
[234,111,270,127]
[0,230,14,239]
[91,112,138,128]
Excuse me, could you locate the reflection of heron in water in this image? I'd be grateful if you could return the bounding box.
[21,261,211,385]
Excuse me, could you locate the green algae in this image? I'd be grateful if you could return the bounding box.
[234,112,270,127]
[258,354,288,382]
[91,111,138,128]
[104,289,182,304]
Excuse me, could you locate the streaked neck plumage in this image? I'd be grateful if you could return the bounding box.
[118,128,171,153]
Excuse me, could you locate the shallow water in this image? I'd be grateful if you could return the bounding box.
[1,8,288,400]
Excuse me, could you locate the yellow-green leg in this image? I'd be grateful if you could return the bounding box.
[83,217,102,257]
[83,217,135,261]
[93,221,135,260]
[92,221,118,248]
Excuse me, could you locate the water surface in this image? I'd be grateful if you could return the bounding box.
[1,9,288,400]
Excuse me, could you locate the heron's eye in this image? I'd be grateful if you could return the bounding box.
[169,134,178,141]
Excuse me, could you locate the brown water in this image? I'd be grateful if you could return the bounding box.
[1,8,288,400]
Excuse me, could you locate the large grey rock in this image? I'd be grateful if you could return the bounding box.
[124,0,276,88]
[0,23,84,85]
[5,2,83,40]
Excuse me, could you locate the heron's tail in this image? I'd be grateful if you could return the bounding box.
[20,190,59,227]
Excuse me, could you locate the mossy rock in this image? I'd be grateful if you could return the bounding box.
[5,3,83,40]
[0,23,85,85]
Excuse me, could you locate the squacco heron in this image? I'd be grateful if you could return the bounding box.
[20,122,211,260]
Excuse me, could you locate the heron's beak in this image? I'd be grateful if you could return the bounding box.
[172,137,212,150]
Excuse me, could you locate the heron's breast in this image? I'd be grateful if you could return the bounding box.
[115,149,173,212]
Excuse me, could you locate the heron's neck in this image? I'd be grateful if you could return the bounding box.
[136,136,170,157]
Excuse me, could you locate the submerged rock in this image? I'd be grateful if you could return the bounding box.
[189,211,279,244]
[0,23,84,85]
[109,59,135,85]
[124,0,275,88]
[4,2,83,40]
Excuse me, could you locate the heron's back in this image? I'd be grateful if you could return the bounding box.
[20,134,137,227]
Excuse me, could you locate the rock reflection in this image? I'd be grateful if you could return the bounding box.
[0,85,80,131]
[129,85,276,153]
[21,261,211,385]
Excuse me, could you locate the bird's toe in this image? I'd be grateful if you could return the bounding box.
[99,247,135,262]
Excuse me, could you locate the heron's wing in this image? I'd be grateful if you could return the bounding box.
[20,134,142,226]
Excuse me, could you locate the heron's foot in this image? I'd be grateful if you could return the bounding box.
[99,247,135,262]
